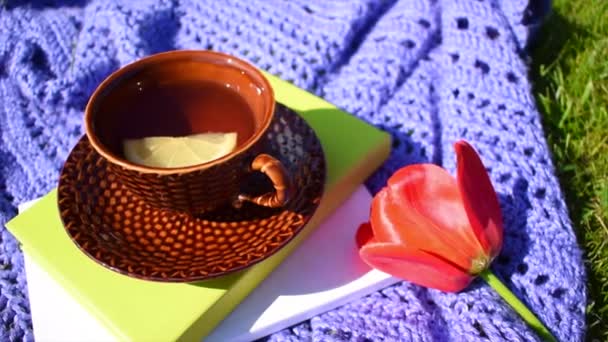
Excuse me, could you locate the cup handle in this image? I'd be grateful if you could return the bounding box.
[234,154,292,208]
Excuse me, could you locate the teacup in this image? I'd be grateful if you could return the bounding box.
[84,50,291,215]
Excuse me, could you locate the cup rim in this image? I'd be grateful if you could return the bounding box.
[84,49,276,175]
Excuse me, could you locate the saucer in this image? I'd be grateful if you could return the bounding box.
[57,104,326,282]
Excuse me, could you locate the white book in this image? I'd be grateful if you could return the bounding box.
[20,186,398,342]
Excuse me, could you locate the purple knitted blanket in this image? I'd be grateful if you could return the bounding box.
[0,0,586,341]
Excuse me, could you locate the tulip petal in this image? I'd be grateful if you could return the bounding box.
[370,182,472,270]
[368,188,403,244]
[356,222,374,248]
[381,164,483,269]
[359,242,474,292]
[454,141,503,258]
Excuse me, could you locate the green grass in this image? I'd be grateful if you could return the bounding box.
[530,0,608,340]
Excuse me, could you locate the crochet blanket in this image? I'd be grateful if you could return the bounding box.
[0,0,586,341]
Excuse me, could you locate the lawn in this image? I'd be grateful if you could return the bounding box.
[530,0,608,339]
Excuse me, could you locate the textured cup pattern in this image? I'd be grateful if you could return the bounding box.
[109,149,251,215]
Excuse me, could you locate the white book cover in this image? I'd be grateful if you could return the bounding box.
[20,186,398,342]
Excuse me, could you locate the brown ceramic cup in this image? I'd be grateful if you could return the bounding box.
[84,50,292,215]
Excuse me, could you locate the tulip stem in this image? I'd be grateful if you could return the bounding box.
[479,269,557,342]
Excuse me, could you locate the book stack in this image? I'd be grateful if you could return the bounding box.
[7,74,397,341]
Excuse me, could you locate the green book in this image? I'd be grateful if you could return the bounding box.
[6,73,391,341]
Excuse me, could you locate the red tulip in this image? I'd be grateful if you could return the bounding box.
[356,140,503,292]
[355,140,556,341]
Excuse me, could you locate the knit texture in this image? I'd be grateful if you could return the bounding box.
[0,0,586,341]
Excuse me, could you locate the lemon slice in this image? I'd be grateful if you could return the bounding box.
[123,132,238,168]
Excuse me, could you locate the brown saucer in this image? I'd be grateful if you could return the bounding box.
[57,104,325,282]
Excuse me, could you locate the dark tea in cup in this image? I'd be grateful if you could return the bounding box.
[97,79,258,160]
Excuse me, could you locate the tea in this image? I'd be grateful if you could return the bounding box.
[94,79,257,158]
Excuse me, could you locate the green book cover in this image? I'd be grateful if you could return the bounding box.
[6,73,391,341]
